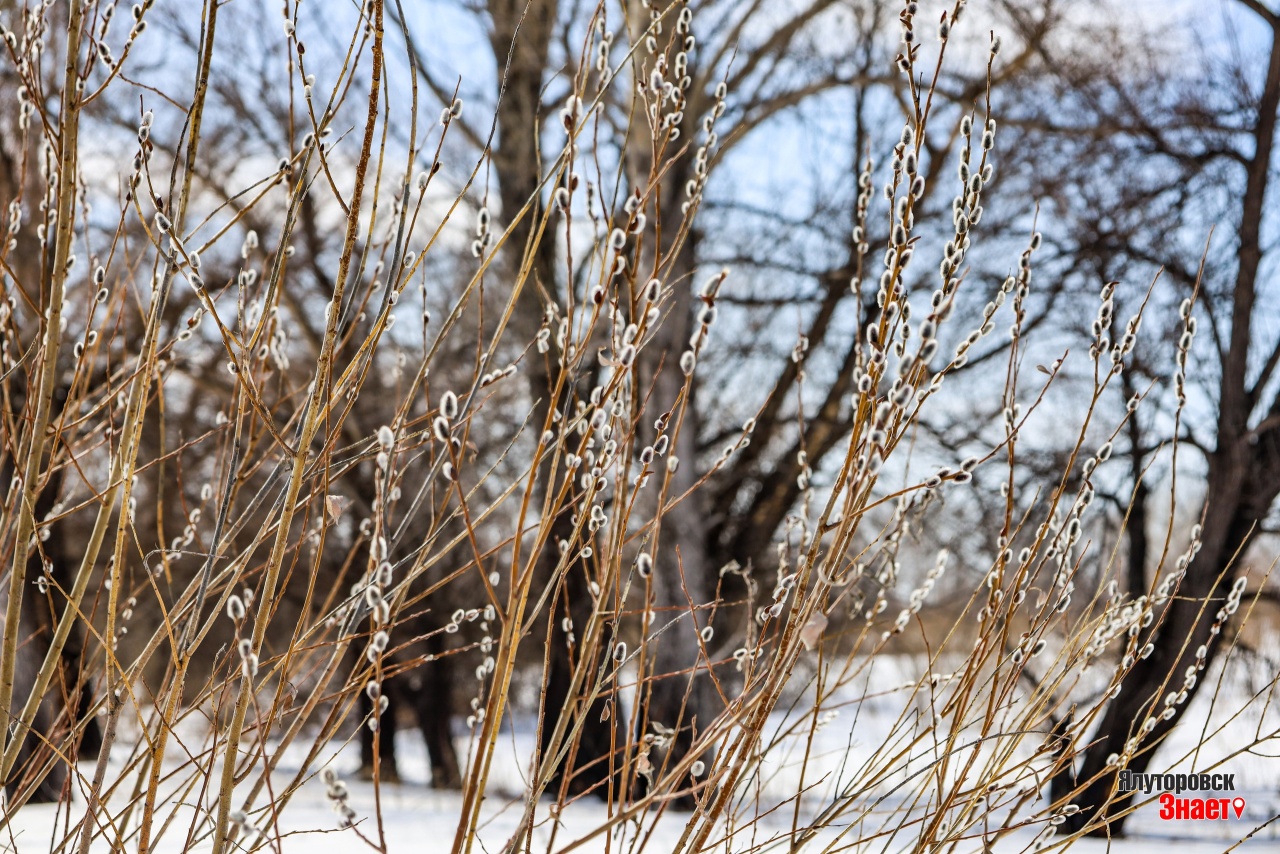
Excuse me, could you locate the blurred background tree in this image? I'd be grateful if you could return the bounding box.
[1,2,1277,841]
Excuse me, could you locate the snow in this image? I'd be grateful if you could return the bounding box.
[3,653,1276,852]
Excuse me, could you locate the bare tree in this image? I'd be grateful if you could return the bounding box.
[425,0,1084,800]
[987,0,1280,834]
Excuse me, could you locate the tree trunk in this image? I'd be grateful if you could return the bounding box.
[1055,447,1256,834]
[359,682,400,783]
[542,560,619,798]
[415,633,462,789]
[486,0,621,798]
[623,4,718,799]
[3,460,69,803]
[1121,368,1150,602]
[1058,11,1280,833]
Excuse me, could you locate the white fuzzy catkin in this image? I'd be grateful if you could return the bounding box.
[440,390,459,420]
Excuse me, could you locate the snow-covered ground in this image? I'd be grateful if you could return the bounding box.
[4,653,1276,852]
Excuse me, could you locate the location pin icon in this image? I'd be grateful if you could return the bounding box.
[1232,797,1245,819]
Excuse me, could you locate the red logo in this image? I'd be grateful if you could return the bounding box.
[1158,794,1246,821]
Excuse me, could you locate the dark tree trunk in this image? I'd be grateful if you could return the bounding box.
[1121,368,1150,602]
[1054,447,1259,835]
[3,383,100,801]
[542,554,619,798]
[357,636,463,787]
[637,227,717,809]
[359,681,400,783]
[622,39,720,805]
[1058,13,1280,831]
[415,634,462,789]
[486,0,619,798]
[4,463,69,803]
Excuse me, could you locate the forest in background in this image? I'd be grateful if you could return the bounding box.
[0,0,1278,851]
